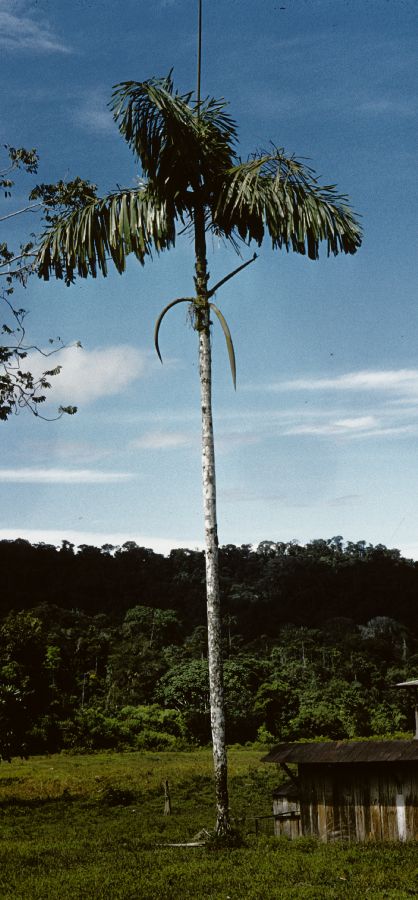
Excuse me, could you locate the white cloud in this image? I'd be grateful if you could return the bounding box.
[243,370,418,442]
[0,468,134,484]
[276,370,418,395]
[74,89,116,134]
[27,344,148,407]
[130,430,193,450]
[285,419,417,440]
[334,417,377,430]
[129,427,261,453]
[32,439,112,465]
[285,415,378,436]
[357,98,416,118]
[0,2,71,53]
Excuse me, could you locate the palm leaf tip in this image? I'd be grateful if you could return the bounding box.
[154,297,191,363]
[210,303,236,390]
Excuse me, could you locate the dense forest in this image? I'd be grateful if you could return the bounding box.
[1,536,418,759]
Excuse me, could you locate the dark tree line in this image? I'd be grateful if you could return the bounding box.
[0,536,417,759]
[1,536,416,629]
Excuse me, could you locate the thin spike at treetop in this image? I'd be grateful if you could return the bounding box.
[197,0,202,112]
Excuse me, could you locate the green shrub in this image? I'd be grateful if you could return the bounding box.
[134,728,179,750]
[118,704,185,739]
[60,708,125,751]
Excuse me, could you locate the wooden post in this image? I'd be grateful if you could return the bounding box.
[163,779,171,815]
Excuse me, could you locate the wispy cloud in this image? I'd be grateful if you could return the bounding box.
[217,431,261,452]
[243,369,418,442]
[285,415,378,437]
[267,370,418,396]
[0,469,134,484]
[130,430,193,450]
[0,1,71,54]
[357,98,416,118]
[27,344,149,407]
[285,421,416,439]
[25,439,114,467]
[129,427,262,453]
[40,440,112,465]
[73,88,116,135]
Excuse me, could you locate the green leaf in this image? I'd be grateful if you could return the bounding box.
[59,405,78,415]
[209,303,236,390]
[154,297,192,363]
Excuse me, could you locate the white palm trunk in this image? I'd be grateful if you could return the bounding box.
[195,206,229,834]
[199,316,229,833]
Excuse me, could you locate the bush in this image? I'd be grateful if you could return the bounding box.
[60,709,125,751]
[118,704,185,739]
[134,728,179,750]
[59,704,187,752]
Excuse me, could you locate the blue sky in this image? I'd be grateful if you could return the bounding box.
[1,0,418,557]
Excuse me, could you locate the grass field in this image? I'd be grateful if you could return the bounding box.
[1,749,418,899]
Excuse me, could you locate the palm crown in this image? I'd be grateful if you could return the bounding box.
[37,73,361,284]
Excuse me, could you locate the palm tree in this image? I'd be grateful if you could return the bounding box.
[36,73,361,833]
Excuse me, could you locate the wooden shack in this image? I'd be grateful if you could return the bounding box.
[262,740,418,842]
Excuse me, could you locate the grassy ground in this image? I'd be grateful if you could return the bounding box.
[0,749,418,899]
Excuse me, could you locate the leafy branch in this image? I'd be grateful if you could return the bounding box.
[1,295,78,420]
[0,149,94,420]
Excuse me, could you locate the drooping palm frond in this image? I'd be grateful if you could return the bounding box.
[213,150,362,258]
[37,185,177,282]
[111,75,237,206]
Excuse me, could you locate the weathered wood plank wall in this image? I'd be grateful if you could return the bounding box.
[298,763,418,842]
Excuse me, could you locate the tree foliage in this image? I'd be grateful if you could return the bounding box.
[0,536,417,758]
[0,147,96,419]
[37,73,361,286]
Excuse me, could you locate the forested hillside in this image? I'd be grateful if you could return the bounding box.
[1,536,417,759]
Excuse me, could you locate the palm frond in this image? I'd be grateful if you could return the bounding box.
[111,75,237,205]
[213,150,362,258]
[37,77,361,285]
[37,185,177,282]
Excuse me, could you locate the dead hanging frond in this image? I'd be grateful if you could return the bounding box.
[154,295,236,389]
[209,303,236,389]
[154,298,194,363]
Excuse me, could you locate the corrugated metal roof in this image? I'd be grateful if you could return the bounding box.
[262,740,418,765]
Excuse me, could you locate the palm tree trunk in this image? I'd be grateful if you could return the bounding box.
[194,204,230,834]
